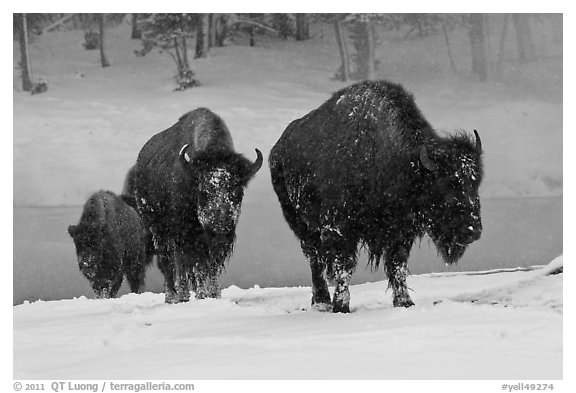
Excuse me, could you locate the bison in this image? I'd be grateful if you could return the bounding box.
[133,108,263,303]
[68,190,154,298]
[269,80,483,313]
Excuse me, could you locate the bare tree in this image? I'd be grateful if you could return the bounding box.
[333,19,350,82]
[131,13,142,39]
[468,14,488,81]
[512,14,535,63]
[208,14,217,48]
[98,14,110,67]
[495,14,510,77]
[17,13,33,91]
[365,17,376,80]
[195,14,209,58]
[295,14,310,40]
[441,17,457,73]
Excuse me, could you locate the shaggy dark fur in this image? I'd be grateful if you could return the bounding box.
[134,108,263,303]
[68,190,154,298]
[121,164,156,258]
[269,80,483,313]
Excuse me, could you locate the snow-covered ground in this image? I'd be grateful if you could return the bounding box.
[13,256,562,379]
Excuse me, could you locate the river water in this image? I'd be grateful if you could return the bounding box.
[13,197,562,305]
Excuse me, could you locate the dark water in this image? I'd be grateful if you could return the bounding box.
[13,196,562,305]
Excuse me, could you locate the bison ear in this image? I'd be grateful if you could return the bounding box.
[178,144,192,165]
[419,146,438,172]
[67,225,77,238]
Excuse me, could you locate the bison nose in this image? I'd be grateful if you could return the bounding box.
[461,225,482,244]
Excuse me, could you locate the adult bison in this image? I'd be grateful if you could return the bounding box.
[134,108,263,303]
[269,80,483,313]
[68,190,154,298]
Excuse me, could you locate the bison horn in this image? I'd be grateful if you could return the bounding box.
[473,129,482,153]
[244,148,263,180]
[179,144,192,164]
[419,146,438,172]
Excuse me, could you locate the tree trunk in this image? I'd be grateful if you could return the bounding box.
[249,27,256,47]
[484,14,493,75]
[512,14,534,63]
[18,13,33,91]
[333,20,350,82]
[195,14,209,58]
[208,14,217,48]
[441,19,457,73]
[295,14,310,41]
[366,18,375,80]
[131,13,142,39]
[469,14,487,82]
[216,15,227,47]
[98,14,110,67]
[495,14,510,78]
[181,37,189,70]
[174,37,184,75]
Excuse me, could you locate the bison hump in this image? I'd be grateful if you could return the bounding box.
[178,108,234,153]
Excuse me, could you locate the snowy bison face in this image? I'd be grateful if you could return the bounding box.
[67,225,121,298]
[196,167,244,235]
[179,145,263,237]
[420,131,484,264]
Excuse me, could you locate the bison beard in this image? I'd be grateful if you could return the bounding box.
[68,190,153,298]
[134,108,262,303]
[269,80,483,313]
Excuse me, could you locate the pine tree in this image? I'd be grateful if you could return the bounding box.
[136,14,200,90]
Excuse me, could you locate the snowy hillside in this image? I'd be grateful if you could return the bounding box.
[13,19,562,207]
[13,256,562,380]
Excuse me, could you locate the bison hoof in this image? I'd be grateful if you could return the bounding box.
[332,302,351,313]
[393,297,415,308]
[311,302,332,312]
[176,292,190,303]
[165,291,177,304]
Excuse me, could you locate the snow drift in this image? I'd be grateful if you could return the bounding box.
[13,257,562,380]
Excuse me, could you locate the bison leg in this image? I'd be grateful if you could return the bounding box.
[302,242,331,310]
[125,250,147,294]
[108,274,124,298]
[192,264,209,299]
[126,265,146,294]
[205,262,223,299]
[331,261,355,313]
[157,252,178,304]
[385,241,415,308]
[206,273,222,299]
[173,250,191,303]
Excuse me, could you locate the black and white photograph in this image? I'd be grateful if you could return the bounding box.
[11,7,564,388]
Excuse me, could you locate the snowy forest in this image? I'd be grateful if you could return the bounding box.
[13,13,562,380]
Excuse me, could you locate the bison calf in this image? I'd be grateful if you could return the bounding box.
[269,80,483,313]
[68,190,153,298]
